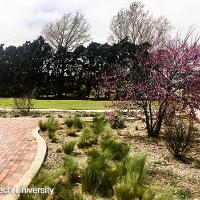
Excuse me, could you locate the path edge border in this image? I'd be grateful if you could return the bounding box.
[3,127,47,200]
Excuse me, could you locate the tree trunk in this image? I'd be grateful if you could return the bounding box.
[143,101,167,138]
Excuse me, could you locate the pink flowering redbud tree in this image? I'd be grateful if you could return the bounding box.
[136,38,200,137]
[106,36,200,138]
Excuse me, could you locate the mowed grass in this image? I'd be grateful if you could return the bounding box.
[0,98,113,110]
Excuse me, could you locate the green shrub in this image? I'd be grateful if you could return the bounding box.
[73,117,84,129]
[47,116,59,133]
[65,117,74,128]
[82,148,119,197]
[157,192,174,200]
[38,120,47,132]
[92,115,108,135]
[114,182,134,200]
[65,116,84,130]
[115,154,151,200]
[49,130,58,143]
[78,126,97,148]
[101,137,130,161]
[62,141,76,155]
[63,156,81,184]
[20,165,83,200]
[82,149,106,193]
[19,193,34,200]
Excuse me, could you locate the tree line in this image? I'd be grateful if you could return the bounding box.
[0,36,150,99]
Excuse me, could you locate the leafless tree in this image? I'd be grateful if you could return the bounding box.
[42,12,91,51]
[108,2,172,48]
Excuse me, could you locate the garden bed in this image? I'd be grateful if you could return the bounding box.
[18,115,200,200]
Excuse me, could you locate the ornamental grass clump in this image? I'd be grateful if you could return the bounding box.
[82,148,121,197]
[114,154,153,200]
[62,141,76,155]
[66,127,78,137]
[65,116,84,130]
[101,137,130,161]
[47,116,59,133]
[63,156,81,184]
[73,117,84,129]
[49,131,58,143]
[78,126,97,148]
[64,117,74,128]
[38,120,47,132]
[92,115,109,135]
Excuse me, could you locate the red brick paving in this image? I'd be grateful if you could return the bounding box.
[0,118,38,199]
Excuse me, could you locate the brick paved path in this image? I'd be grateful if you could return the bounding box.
[0,118,38,200]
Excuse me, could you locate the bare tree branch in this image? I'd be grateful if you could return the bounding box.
[42,12,91,51]
[108,2,173,48]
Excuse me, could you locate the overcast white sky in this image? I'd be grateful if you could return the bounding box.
[0,0,200,46]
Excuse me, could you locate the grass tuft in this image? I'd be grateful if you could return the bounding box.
[78,126,97,148]
[101,137,130,161]
[62,141,76,155]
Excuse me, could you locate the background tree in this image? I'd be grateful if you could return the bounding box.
[42,12,91,51]
[13,36,52,97]
[101,38,151,100]
[109,1,172,48]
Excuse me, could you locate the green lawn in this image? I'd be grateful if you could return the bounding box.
[0,98,113,110]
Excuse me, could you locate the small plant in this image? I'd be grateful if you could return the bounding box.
[78,126,97,148]
[65,116,84,129]
[153,160,168,166]
[62,141,76,155]
[115,154,150,200]
[73,117,84,129]
[191,160,200,169]
[38,116,59,142]
[170,174,182,186]
[65,117,75,128]
[106,111,125,129]
[164,117,197,158]
[63,156,81,184]
[82,148,120,197]
[92,115,108,135]
[101,137,130,161]
[38,120,47,132]
[82,149,106,194]
[49,130,58,142]
[114,182,135,200]
[32,169,62,188]
[55,188,83,200]
[67,127,78,137]
[46,116,59,134]
[174,187,192,199]
[13,90,35,115]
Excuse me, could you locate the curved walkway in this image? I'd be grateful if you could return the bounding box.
[0,118,46,200]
